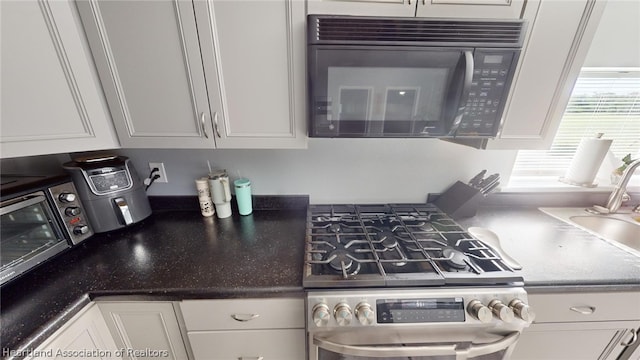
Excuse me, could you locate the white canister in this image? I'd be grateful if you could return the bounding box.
[208,170,232,218]
[195,177,215,217]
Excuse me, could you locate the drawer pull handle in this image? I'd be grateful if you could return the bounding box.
[622,329,638,347]
[231,313,260,322]
[239,357,264,360]
[569,306,596,315]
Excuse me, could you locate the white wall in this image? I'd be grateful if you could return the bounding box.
[115,139,517,204]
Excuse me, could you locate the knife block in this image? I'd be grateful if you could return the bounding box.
[433,181,484,219]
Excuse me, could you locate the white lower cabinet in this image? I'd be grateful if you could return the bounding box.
[511,291,640,360]
[28,303,119,360]
[180,298,306,360]
[96,301,190,360]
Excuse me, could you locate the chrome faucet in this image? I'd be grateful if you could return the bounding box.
[603,158,640,213]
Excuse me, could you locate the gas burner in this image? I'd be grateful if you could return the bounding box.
[381,237,398,249]
[442,248,469,270]
[326,250,362,277]
[328,250,353,271]
[329,223,342,233]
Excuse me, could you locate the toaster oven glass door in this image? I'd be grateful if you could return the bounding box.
[0,192,70,285]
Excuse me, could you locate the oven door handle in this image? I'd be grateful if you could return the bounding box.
[313,331,520,359]
[1,195,47,216]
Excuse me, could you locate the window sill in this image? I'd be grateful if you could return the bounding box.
[505,175,640,193]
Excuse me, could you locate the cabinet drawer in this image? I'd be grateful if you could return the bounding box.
[180,298,304,331]
[187,329,305,360]
[528,291,640,323]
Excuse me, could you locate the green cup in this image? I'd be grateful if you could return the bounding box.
[234,178,252,215]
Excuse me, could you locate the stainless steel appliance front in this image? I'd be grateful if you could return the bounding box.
[307,288,532,360]
[303,204,532,359]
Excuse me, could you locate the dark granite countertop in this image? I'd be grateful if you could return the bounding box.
[459,205,640,292]
[2,198,640,358]
[1,204,307,358]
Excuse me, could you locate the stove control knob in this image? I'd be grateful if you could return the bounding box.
[467,300,492,323]
[312,304,331,327]
[334,303,352,326]
[355,302,375,326]
[73,224,90,235]
[509,299,535,322]
[65,207,82,217]
[488,300,514,323]
[58,193,76,203]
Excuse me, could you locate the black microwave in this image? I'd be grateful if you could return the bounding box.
[308,15,526,139]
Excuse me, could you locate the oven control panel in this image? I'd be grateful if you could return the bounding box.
[48,182,94,245]
[307,287,533,329]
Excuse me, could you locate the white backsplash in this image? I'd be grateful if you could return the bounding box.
[0,140,518,204]
[114,139,518,204]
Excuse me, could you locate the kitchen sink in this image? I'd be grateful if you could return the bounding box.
[539,207,640,255]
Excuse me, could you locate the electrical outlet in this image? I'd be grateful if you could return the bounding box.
[148,162,168,183]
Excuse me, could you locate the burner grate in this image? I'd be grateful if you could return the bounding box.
[304,204,523,288]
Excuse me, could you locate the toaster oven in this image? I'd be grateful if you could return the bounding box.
[0,174,93,286]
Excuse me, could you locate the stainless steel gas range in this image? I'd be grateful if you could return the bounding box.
[304,204,534,360]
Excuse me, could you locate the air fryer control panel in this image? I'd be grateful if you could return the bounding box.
[48,182,94,244]
[86,166,133,195]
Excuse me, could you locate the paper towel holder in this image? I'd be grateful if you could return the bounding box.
[558,132,612,188]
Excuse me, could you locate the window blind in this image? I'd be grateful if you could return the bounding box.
[512,69,640,177]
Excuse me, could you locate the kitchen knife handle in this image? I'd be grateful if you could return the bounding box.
[200,112,209,139]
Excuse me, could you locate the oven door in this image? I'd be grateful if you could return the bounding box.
[309,329,520,360]
[1,191,70,285]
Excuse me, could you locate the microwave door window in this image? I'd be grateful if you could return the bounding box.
[313,47,464,137]
[326,66,450,136]
[1,201,64,270]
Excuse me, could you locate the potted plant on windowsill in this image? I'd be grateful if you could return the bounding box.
[611,154,637,185]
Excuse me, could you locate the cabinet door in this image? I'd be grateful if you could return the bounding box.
[30,303,119,360]
[488,0,607,149]
[0,0,119,159]
[416,0,525,19]
[307,0,416,17]
[187,329,305,360]
[511,322,640,360]
[194,0,307,149]
[97,302,189,360]
[77,0,215,148]
[307,0,523,18]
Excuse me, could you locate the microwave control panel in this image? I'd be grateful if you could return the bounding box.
[457,50,518,137]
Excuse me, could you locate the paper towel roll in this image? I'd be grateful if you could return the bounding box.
[562,135,613,186]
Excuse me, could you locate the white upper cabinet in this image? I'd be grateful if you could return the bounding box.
[194,0,307,149]
[487,0,607,149]
[77,0,216,149]
[0,0,119,159]
[416,0,525,19]
[78,0,307,149]
[307,0,525,18]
